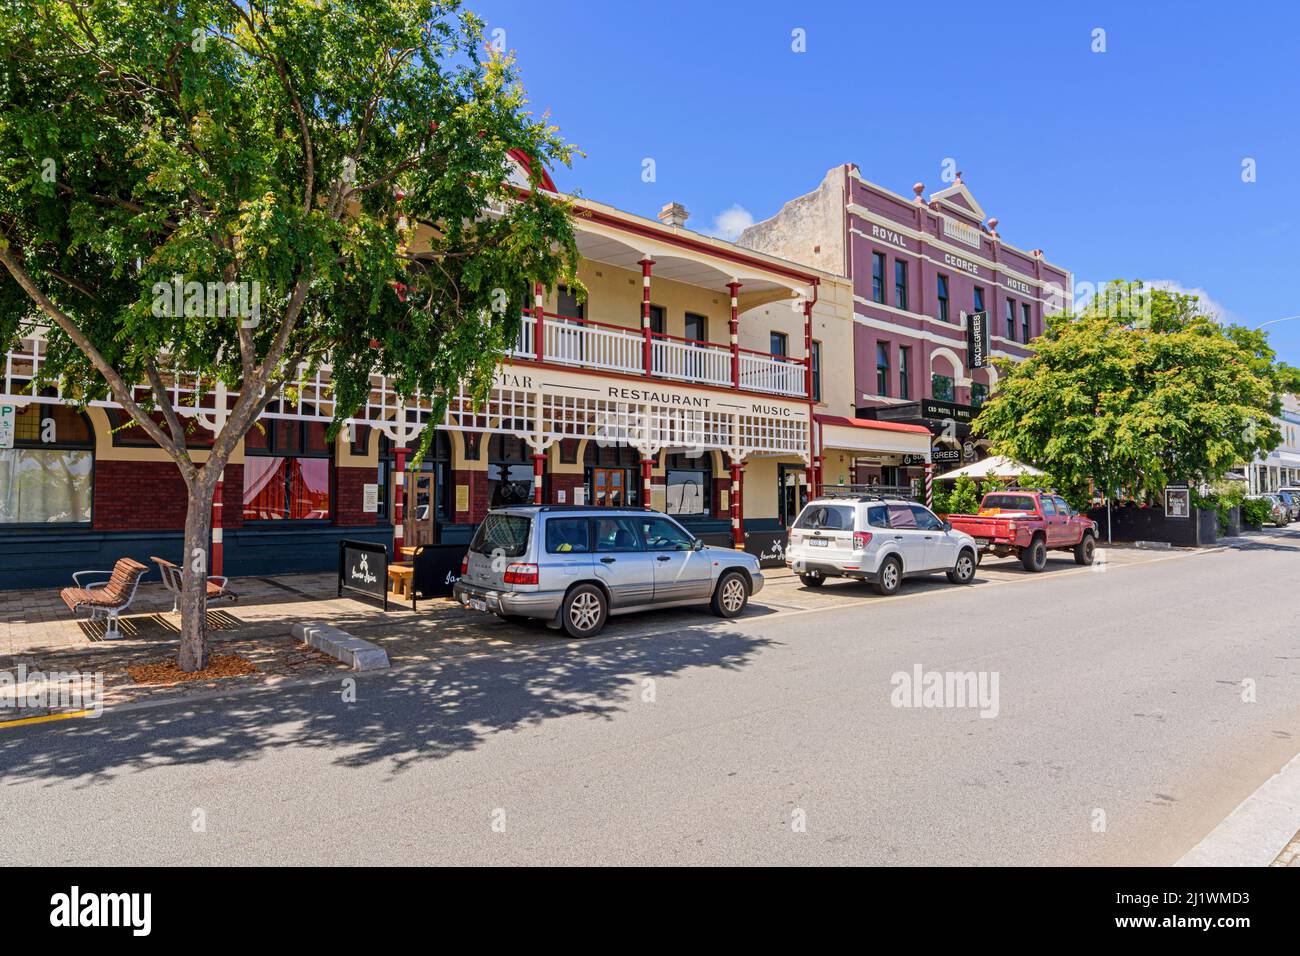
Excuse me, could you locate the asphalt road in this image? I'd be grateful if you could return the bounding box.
[2,530,1299,865]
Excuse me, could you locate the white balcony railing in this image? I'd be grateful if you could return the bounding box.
[739,351,805,398]
[508,312,808,399]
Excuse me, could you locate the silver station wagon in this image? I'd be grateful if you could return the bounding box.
[453,506,764,637]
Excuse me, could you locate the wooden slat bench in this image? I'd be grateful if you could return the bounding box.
[59,558,150,640]
[150,556,238,612]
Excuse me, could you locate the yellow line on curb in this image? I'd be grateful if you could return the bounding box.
[0,709,95,730]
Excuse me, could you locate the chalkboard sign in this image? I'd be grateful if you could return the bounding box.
[338,539,389,610]
[743,531,788,568]
[408,544,467,610]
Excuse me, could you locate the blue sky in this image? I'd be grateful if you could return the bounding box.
[472,0,1300,365]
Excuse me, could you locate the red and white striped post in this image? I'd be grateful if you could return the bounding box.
[803,299,814,400]
[532,453,546,504]
[925,461,934,509]
[639,258,655,376]
[641,457,653,508]
[533,281,545,363]
[730,463,744,549]
[211,472,224,577]
[727,281,742,388]
[393,446,408,558]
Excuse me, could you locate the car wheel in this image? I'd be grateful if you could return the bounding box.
[1073,534,1096,566]
[1020,537,1048,572]
[946,549,976,585]
[874,555,903,596]
[711,571,750,618]
[561,585,607,638]
[798,571,826,588]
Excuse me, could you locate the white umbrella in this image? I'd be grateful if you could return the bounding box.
[937,455,1045,480]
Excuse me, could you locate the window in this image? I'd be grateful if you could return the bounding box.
[937,275,950,323]
[546,517,591,554]
[1005,297,1016,340]
[0,404,93,526]
[909,504,945,531]
[556,285,584,320]
[770,331,788,357]
[982,494,1036,512]
[886,503,917,529]
[684,312,707,343]
[647,304,666,336]
[640,516,695,551]
[970,381,988,408]
[932,373,955,402]
[794,504,854,530]
[866,505,890,528]
[876,343,890,396]
[973,286,985,315]
[1053,496,1072,516]
[586,442,642,507]
[1041,496,1058,516]
[242,413,332,520]
[470,513,530,557]
[665,452,712,516]
[894,259,909,311]
[1022,302,1032,343]
[810,340,822,402]
[594,516,644,552]
[872,252,886,303]
[488,434,535,508]
[899,346,911,400]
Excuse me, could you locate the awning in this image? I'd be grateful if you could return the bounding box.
[815,414,932,458]
[1264,451,1300,469]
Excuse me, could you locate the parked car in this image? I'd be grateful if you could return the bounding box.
[945,490,1098,571]
[1246,494,1290,528]
[1274,488,1300,522]
[785,495,979,596]
[453,506,763,638]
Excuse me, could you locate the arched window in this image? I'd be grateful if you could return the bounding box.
[242,405,332,520]
[0,404,94,525]
[489,434,536,507]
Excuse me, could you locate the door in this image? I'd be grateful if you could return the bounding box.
[684,313,708,380]
[778,465,809,527]
[591,467,627,507]
[910,503,955,570]
[639,516,713,602]
[540,516,595,591]
[884,502,928,572]
[554,285,585,363]
[591,515,655,608]
[1040,494,1063,546]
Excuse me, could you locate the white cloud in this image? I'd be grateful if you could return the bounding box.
[706,204,754,242]
[1139,279,1239,324]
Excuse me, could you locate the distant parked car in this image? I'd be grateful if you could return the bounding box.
[1247,494,1289,528]
[453,506,763,638]
[785,495,979,595]
[1274,489,1300,522]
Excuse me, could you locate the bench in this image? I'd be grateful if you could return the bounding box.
[59,558,150,640]
[150,556,238,612]
[387,563,414,598]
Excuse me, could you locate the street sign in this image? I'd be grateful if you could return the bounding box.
[0,404,14,449]
[965,310,990,369]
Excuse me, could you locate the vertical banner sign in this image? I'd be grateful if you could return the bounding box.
[965,311,990,369]
[0,404,14,449]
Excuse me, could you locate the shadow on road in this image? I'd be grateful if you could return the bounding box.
[0,624,770,783]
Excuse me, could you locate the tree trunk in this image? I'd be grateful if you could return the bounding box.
[178,481,217,672]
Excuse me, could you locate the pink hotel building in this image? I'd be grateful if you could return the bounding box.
[739,164,1072,486]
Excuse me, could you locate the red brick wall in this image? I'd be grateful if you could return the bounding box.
[93,461,244,531]
[454,469,491,523]
[713,476,730,519]
[551,473,583,505]
[335,465,377,526]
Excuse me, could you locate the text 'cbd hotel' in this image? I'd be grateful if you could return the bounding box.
[0,156,1070,587]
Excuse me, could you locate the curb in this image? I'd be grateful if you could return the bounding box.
[1175,750,1300,867]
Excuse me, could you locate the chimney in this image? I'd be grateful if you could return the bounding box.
[658,202,689,228]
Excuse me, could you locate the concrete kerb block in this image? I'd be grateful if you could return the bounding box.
[291,621,389,671]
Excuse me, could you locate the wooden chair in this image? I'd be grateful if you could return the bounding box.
[387,563,414,598]
[150,556,238,612]
[60,558,150,640]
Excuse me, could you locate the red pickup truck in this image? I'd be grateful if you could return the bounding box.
[946,491,1098,572]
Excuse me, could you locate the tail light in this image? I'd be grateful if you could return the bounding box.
[853,531,873,550]
[1007,521,1018,532]
[460,554,469,575]
[503,563,539,585]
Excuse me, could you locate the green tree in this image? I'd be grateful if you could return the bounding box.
[0,1,579,670]
[974,282,1287,516]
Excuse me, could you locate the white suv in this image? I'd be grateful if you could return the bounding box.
[785,496,980,595]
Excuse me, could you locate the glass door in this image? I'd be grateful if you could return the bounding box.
[778,465,808,527]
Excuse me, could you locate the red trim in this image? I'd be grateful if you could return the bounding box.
[814,413,932,436]
[508,149,558,193]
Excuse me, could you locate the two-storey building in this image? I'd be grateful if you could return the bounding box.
[739,165,1073,488]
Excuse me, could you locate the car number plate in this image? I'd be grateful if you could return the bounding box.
[975,538,990,547]
[469,597,489,612]
[809,538,829,547]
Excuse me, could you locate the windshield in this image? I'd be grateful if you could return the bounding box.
[469,513,531,558]
[981,494,1037,512]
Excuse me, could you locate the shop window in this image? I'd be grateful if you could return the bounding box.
[242,410,332,521]
[0,404,93,526]
[664,452,711,517]
[108,408,213,448]
[488,433,536,507]
[932,373,956,402]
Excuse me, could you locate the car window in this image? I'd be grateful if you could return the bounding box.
[470,513,531,557]
[887,503,917,529]
[866,505,890,528]
[1053,496,1071,515]
[909,504,944,531]
[982,494,1036,512]
[1041,496,1057,516]
[545,517,591,554]
[594,516,644,552]
[641,517,694,551]
[794,504,855,531]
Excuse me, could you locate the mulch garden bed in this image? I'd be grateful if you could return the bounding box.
[125,653,260,686]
